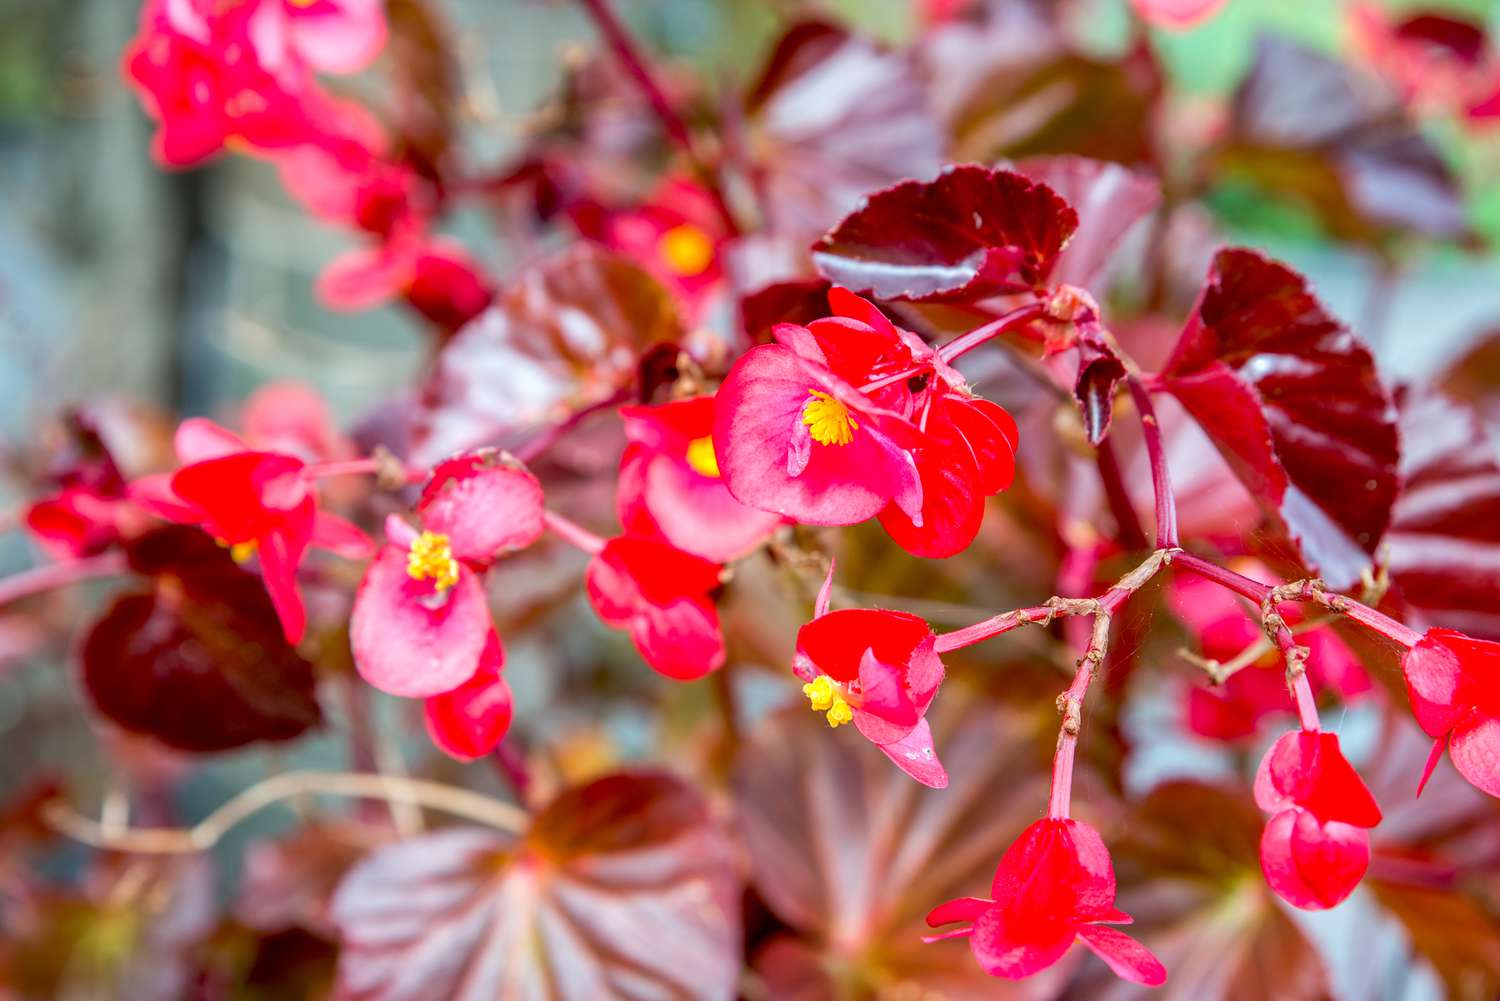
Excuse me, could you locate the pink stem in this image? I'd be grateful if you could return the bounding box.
[543,510,606,555]
[0,552,128,608]
[1129,377,1178,549]
[859,366,927,395]
[937,302,1047,363]
[1291,670,1321,732]
[1171,551,1270,602]
[1048,732,1078,819]
[933,605,1053,653]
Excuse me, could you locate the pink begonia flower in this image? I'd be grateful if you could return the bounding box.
[926,818,1166,986]
[585,535,726,680]
[617,396,782,562]
[791,564,947,787]
[350,453,544,698]
[129,418,371,644]
[1130,0,1228,29]
[1254,730,1383,910]
[317,224,495,334]
[246,0,388,77]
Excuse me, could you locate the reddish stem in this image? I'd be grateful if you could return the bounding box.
[1048,726,1078,818]
[543,510,606,555]
[1291,670,1321,732]
[1094,437,1149,550]
[514,388,632,465]
[1129,377,1178,549]
[576,0,739,236]
[0,552,128,608]
[933,605,1054,653]
[937,302,1047,363]
[860,366,927,395]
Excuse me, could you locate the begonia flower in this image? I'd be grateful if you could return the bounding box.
[792,566,947,786]
[123,0,317,167]
[1350,4,1500,123]
[1254,730,1382,910]
[926,818,1166,986]
[245,0,388,77]
[585,535,725,680]
[317,224,495,334]
[1129,0,1227,29]
[1402,628,1500,798]
[129,418,371,644]
[617,396,782,562]
[350,454,544,698]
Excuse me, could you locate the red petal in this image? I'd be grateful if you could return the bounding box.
[258,512,313,645]
[990,818,1117,922]
[1402,630,1481,737]
[796,608,931,684]
[1255,730,1381,827]
[584,537,725,681]
[968,906,1075,980]
[935,395,1017,496]
[424,634,512,761]
[925,895,991,928]
[418,455,544,563]
[350,546,491,697]
[1076,925,1167,986]
[1260,808,1369,910]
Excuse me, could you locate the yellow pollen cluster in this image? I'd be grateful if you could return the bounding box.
[659,224,715,277]
[801,391,858,447]
[217,538,258,564]
[802,675,853,728]
[685,435,720,478]
[407,531,460,591]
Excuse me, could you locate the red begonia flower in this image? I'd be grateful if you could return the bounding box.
[617,396,782,562]
[350,457,544,698]
[585,535,725,680]
[317,226,495,334]
[129,418,371,645]
[424,630,513,761]
[575,177,728,322]
[1349,4,1500,123]
[926,818,1166,986]
[25,487,131,560]
[123,0,317,167]
[792,567,947,787]
[1402,629,1500,799]
[712,313,924,527]
[1168,571,1372,741]
[1254,730,1382,910]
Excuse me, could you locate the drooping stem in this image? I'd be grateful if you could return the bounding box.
[1129,377,1178,549]
[937,302,1047,363]
[45,770,529,854]
[933,604,1056,654]
[543,509,607,555]
[1291,670,1321,732]
[0,552,128,609]
[575,0,739,236]
[1049,608,1112,819]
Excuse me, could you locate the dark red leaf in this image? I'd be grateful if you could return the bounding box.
[1161,248,1399,588]
[82,528,321,752]
[1223,36,1466,243]
[812,164,1078,303]
[412,245,683,463]
[745,21,945,238]
[330,771,740,1001]
[739,279,833,342]
[1386,391,1500,638]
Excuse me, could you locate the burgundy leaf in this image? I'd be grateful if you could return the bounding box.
[745,21,944,238]
[812,164,1078,303]
[1161,248,1399,588]
[330,771,740,1001]
[1386,391,1500,638]
[412,245,683,463]
[82,529,321,752]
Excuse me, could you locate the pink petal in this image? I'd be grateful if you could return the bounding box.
[316,245,412,311]
[418,455,545,563]
[424,634,512,761]
[855,647,919,729]
[1416,735,1446,797]
[175,417,248,464]
[1076,925,1167,987]
[877,717,948,788]
[350,546,491,697]
[310,511,374,559]
[925,895,991,929]
[1255,730,1381,827]
[968,907,1074,980]
[1260,808,1369,911]
[638,453,781,562]
[128,474,201,523]
[287,0,388,75]
[1402,630,1472,737]
[1449,716,1500,798]
[584,538,725,681]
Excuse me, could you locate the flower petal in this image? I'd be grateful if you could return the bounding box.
[424,633,512,761]
[1449,716,1500,798]
[418,454,545,563]
[1076,925,1167,986]
[968,907,1074,980]
[877,717,948,788]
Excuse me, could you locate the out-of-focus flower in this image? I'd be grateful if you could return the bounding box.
[1402,628,1500,798]
[585,535,725,680]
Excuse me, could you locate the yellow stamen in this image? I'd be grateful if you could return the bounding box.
[659,224,715,277]
[802,675,853,728]
[801,390,858,447]
[407,531,460,591]
[685,435,720,478]
[217,537,258,564]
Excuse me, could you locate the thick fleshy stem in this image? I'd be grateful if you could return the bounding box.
[1128,377,1178,549]
[576,0,740,237]
[0,552,128,609]
[937,302,1048,363]
[1171,551,1422,649]
[543,510,606,555]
